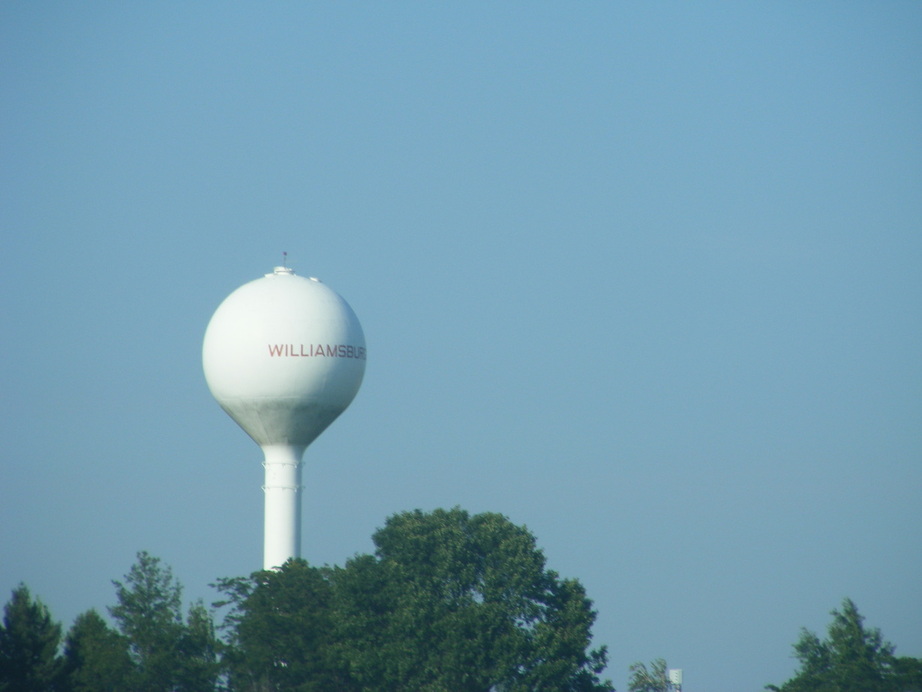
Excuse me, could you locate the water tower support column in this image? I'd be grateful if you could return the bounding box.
[261,445,306,570]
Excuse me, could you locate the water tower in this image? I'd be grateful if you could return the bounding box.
[668,668,683,692]
[203,264,366,569]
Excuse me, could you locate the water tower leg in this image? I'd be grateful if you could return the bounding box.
[261,445,305,570]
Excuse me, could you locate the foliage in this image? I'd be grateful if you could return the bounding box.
[2,510,615,691]
[178,601,222,692]
[767,598,922,692]
[109,550,183,689]
[11,545,922,692]
[0,584,64,691]
[628,658,669,692]
[214,560,350,691]
[894,657,922,692]
[109,551,219,692]
[217,507,614,691]
[337,507,613,691]
[61,609,134,691]
[381,508,610,689]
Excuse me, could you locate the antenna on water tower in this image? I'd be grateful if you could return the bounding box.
[203,262,366,569]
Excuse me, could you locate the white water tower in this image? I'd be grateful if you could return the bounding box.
[668,668,683,692]
[203,264,366,569]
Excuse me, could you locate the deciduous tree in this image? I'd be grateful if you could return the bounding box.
[628,658,669,692]
[767,598,922,692]
[338,507,613,691]
[220,508,614,691]
[214,560,350,691]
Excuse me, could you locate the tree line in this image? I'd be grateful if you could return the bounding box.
[0,508,613,691]
[627,600,922,692]
[2,507,920,691]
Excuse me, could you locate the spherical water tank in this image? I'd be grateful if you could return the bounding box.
[203,266,366,450]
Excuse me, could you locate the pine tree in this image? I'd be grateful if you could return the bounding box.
[0,584,64,691]
[109,551,219,692]
[61,609,135,691]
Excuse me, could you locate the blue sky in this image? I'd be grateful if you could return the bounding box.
[2,3,920,690]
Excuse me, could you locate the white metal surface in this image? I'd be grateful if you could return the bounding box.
[261,444,303,570]
[203,266,366,569]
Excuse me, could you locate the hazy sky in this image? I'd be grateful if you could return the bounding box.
[2,4,920,690]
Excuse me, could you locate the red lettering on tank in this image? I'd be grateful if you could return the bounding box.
[268,343,366,359]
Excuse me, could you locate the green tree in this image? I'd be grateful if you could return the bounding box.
[176,601,221,692]
[217,508,614,691]
[893,656,922,692]
[336,507,613,691]
[767,598,921,692]
[214,560,350,691]
[628,658,668,692]
[109,551,218,692]
[110,551,183,690]
[0,584,64,691]
[61,609,135,691]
